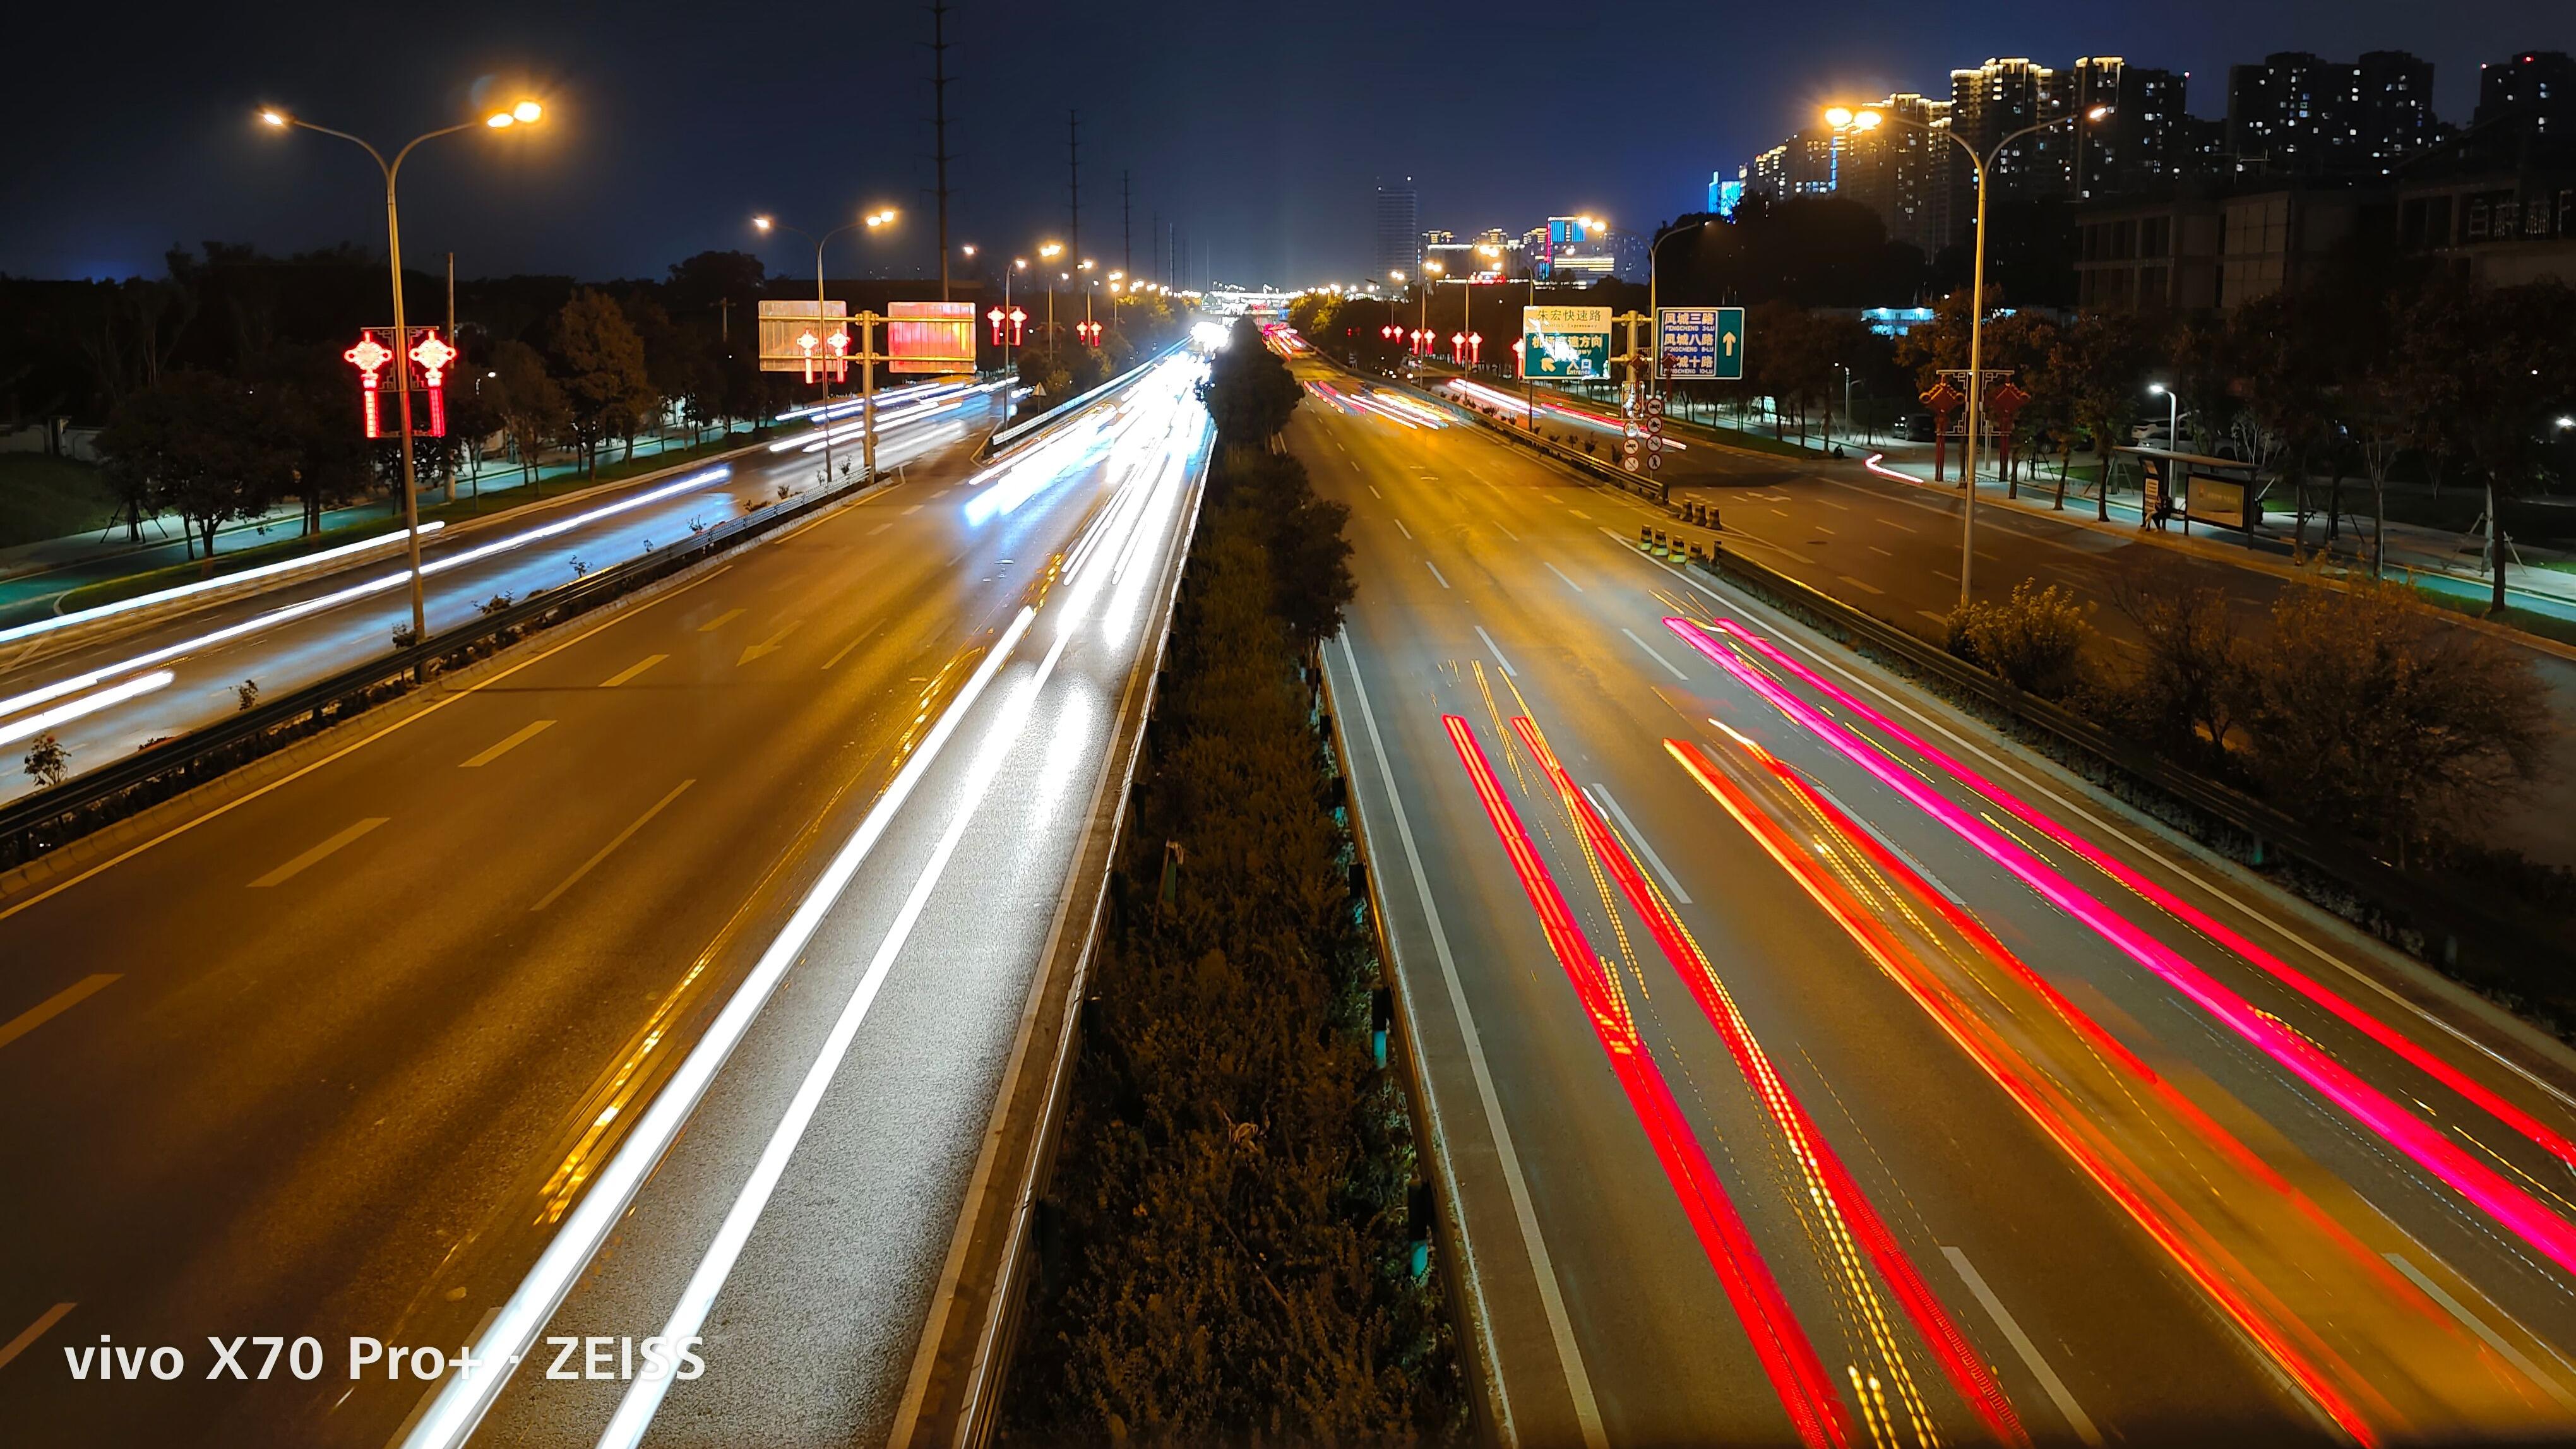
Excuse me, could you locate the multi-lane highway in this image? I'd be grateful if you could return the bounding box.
[1412,364,2576,869]
[0,379,1011,806]
[1299,358,2576,1447]
[0,357,1211,1447]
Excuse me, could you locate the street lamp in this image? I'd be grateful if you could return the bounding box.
[261,96,544,643]
[1419,259,1443,358]
[1039,242,1064,362]
[756,207,900,486]
[1839,100,2109,607]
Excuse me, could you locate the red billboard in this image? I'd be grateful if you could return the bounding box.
[887,301,976,375]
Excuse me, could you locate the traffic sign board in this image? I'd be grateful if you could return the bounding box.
[1647,453,1662,470]
[1645,395,1664,416]
[1657,306,1746,381]
[1623,456,1640,474]
[1521,306,1613,381]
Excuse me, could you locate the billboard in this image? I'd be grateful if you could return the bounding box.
[888,301,977,374]
[1519,305,1611,380]
[758,300,850,379]
[1656,306,1744,381]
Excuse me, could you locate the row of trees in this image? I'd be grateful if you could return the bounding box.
[1005,319,1458,1442]
[89,278,758,559]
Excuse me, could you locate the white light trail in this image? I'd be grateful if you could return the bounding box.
[0,468,730,725]
[0,671,174,748]
[0,523,445,648]
[400,605,1037,1449]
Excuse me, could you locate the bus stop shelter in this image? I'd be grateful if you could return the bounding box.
[2117,445,2264,537]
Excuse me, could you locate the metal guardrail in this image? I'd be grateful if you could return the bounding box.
[0,472,836,874]
[1678,534,2576,989]
[0,371,1166,877]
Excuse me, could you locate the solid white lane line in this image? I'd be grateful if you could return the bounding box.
[1334,632,1607,1449]
[1942,1246,2102,1446]
[459,720,556,769]
[1426,561,1452,590]
[530,780,695,913]
[1587,786,1689,904]
[1621,628,1690,683]
[0,1303,76,1371]
[400,609,1038,1449]
[1474,626,1519,679]
[696,608,745,633]
[1395,518,1414,540]
[247,818,388,889]
[599,654,668,688]
[0,975,119,1052]
[2385,1253,2576,1410]
[1543,562,1583,593]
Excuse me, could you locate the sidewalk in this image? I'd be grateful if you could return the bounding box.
[0,425,748,626]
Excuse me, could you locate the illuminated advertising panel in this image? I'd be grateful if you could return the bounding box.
[887,301,977,374]
[758,300,849,379]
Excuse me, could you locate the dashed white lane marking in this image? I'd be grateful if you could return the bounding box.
[1426,560,1452,589]
[248,818,388,889]
[1621,627,1690,683]
[460,719,556,768]
[0,978,119,1052]
[1943,1247,2102,1446]
[1395,518,1414,540]
[0,1303,77,1371]
[1587,784,1689,903]
[531,779,695,913]
[1544,562,1584,593]
[1474,625,1519,679]
[600,653,669,688]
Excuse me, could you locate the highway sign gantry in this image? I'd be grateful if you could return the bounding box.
[1656,306,1745,381]
[1521,305,1613,381]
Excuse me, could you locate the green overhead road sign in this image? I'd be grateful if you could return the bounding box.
[1520,305,1612,381]
[1657,306,1745,381]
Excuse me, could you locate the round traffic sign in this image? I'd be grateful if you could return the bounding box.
[1623,436,1641,455]
[1645,395,1665,416]
[1623,456,1641,474]
[1647,453,1662,470]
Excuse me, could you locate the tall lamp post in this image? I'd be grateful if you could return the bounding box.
[260,97,544,644]
[1039,241,1065,364]
[1835,101,2108,608]
[754,208,898,487]
[1419,260,1443,359]
[1645,217,1716,399]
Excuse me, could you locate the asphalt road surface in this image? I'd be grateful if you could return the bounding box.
[0,358,1211,1448]
[1300,359,2576,1448]
[1412,364,2576,870]
[0,380,1010,808]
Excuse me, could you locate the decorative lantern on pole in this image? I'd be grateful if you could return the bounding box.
[1985,380,2030,496]
[1919,379,1962,484]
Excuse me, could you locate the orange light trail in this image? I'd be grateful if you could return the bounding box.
[1443,714,1851,1449]
[1666,736,2388,1444]
[1708,616,2576,1179]
[1667,616,2576,1290]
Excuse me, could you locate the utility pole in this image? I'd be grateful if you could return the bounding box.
[1067,110,1081,263]
[444,251,458,503]
[928,0,955,301]
[1122,170,1132,278]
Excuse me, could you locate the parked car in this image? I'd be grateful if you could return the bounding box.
[1892,412,1938,441]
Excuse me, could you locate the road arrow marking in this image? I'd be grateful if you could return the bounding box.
[738,620,803,665]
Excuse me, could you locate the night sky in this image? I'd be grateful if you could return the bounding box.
[4,1,2565,287]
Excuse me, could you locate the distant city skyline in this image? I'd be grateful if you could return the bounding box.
[3,1,2565,286]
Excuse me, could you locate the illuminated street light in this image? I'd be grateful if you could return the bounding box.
[756,207,902,484]
[1828,100,2111,607]
[260,95,544,642]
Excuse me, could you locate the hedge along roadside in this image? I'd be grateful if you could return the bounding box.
[996,323,1467,1444]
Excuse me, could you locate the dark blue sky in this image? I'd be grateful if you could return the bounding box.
[3,0,2564,287]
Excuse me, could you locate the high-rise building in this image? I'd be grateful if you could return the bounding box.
[1840,92,1952,253]
[1950,57,2077,202]
[1374,179,1419,283]
[2070,57,2190,198]
[2228,51,2434,175]
[2476,51,2575,138]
